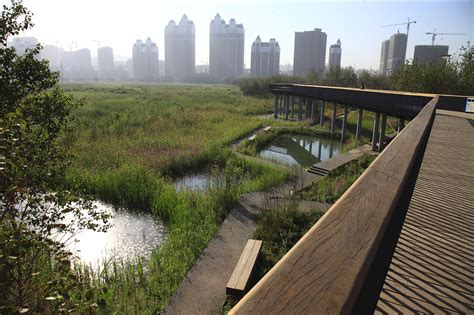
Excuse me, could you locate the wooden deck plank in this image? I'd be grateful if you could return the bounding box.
[227,239,262,295]
[376,110,474,314]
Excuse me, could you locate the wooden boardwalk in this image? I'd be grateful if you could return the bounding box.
[376,110,474,313]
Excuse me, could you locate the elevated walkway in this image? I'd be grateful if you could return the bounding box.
[376,110,474,313]
[230,97,474,314]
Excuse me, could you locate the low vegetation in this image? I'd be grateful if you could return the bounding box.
[300,154,377,203]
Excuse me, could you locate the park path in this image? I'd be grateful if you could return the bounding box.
[164,143,372,315]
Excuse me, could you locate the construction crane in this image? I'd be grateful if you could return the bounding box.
[382,18,417,37]
[426,29,466,45]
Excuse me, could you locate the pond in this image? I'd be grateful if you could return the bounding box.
[174,172,223,192]
[259,134,342,168]
[66,201,166,269]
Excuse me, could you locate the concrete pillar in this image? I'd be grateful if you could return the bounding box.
[274,94,279,118]
[397,119,405,133]
[311,99,316,123]
[305,98,311,119]
[280,95,284,114]
[341,107,348,142]
[285,95,289,120]
[320,101,325,127]
[331,103,337,135]
[356,108,363,141]
[298,97,303,120]
[372,113,380,151]
[379,114,387,152]
[290,95,295,119]
[318,140,322,159]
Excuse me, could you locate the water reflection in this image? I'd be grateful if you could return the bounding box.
[259,134,342,168]
[66,202,166,268]
[174,173,222,192]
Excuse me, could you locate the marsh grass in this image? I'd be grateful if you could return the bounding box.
[61,84,290,312]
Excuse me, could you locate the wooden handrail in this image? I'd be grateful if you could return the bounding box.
[230,97,439,314]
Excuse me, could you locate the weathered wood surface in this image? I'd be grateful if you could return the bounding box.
[375,110,474,313]
[226,239,262,297]
[229,97,438,314]
[270,84,470,118]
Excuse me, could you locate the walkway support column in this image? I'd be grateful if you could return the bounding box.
[305,98,311,119]
[341,107,348,142]
[356,108,363,142]
[320,101,325,127]
[311,99,316,123]
[372,113,380,151]
[291,96,295,119]
[378,114,387,152]
[331,103,337,135]
[285,95,289,120]
[298,97,303,121]
[274,94,279,118]
[280,95,284,114]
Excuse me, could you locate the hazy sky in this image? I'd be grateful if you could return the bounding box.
[3,0,473,69]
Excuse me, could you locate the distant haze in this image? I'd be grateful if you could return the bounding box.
[3,0,473,69]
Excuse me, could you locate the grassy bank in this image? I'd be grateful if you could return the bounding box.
[300,154,377,203]
[62,84,290,312]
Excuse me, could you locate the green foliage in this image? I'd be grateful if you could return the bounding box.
[300,154,376,203]
[392,58,459,94]
[59,84,291,312]
[1,1,110,312]
[253,203,324,275]
[392,43,474,95]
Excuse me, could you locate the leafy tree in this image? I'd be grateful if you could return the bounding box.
[392,58,459,94]
[457,42,474,95]
[0,1,109,312]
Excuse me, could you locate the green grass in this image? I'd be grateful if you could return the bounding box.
[299,154,377,203]
[61,83,291,313]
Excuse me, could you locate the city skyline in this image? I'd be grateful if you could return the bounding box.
[2,0,472,70]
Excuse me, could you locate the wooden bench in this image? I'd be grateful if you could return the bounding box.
[263,126,272,132]
[226,239,262,297]
[247,135,257,141]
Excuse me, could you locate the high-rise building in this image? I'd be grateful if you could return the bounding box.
[413,45,449,64]
[379,39,390,75]
[133,38,159,81]
[209,14,245,80]
[379,32,407,75]
[328,39,342,70]
[98,46,115,81]
[293,28,327,77]
[40,45,61,70]
[165,14,195,81]
[60,48,94,81]
[10,37,38,55]
[250,36,280,77]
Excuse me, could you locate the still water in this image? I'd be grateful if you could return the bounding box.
[66,202,166,268]
[174,173,223,192]
[259,134,342,168]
